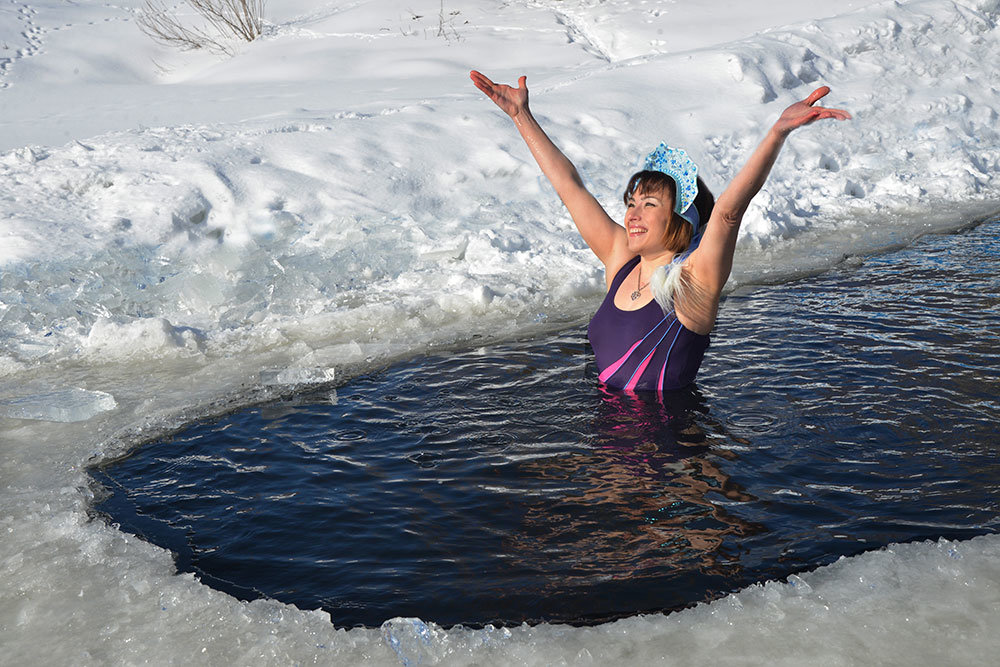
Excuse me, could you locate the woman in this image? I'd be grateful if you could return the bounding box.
[470,71,850,393]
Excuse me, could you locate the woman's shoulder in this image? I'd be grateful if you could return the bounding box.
[603,251,640,291]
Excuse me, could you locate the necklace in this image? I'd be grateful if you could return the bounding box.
[630,264,650,300]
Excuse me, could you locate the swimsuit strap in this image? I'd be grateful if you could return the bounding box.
[608,256,641,293]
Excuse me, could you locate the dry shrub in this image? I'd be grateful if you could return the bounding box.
[137,0,265,55]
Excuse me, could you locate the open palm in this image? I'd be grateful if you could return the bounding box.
[470,70,528,118]
[774,86,852,136]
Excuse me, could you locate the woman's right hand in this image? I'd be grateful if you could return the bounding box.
[470,70,528,119]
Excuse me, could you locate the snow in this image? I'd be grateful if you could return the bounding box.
[2,0,1000,664]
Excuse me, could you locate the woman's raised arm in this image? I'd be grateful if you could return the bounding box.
[470,70,625,268]
[688,87,851,295]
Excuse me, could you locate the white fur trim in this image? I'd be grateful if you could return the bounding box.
[650,259,685,314]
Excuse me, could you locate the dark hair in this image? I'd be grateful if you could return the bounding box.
[623,171,715,253]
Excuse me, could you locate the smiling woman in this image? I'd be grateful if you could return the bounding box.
[470,70,851,393]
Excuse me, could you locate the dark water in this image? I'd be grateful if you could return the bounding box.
[93,219,1000,629]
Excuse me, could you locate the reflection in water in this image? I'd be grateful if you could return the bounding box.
[512,387,758,594]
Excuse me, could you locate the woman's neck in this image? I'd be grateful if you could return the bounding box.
[637,249,675,273]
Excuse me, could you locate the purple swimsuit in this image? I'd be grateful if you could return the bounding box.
[588,256,710,393]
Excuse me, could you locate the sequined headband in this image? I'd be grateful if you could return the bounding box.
[642,143,700,229]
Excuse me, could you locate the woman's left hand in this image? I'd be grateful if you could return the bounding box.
[773,86,851,136]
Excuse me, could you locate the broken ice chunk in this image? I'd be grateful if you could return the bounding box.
[0,388,117,422]
[259,367,336,386]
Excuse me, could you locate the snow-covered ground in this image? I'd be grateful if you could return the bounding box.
[2,0,1000,663]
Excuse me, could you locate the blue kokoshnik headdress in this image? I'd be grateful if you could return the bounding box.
[642,143,700,233]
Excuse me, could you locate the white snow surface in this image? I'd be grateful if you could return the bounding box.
[2,0,1000,664]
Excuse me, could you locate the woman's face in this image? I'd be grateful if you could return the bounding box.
[624,186,672,254]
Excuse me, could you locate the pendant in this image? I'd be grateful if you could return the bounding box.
[630,290,641,300]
